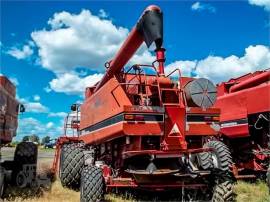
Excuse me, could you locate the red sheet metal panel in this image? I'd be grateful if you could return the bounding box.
[0,76,16,97]
[163,106,187,150]
[0,76,19,143]
[246,82,270,114]
[216,90,248,121]
[220,124,249,138]
[80,77,131,130]
[215,70,270,138]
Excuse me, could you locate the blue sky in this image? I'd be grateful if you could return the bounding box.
[1,0,269,141]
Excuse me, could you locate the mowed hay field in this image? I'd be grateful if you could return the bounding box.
[2,180,270,202]
[1,148,269,202]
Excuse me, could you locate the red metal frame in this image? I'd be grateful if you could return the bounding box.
[215,69,270,178]
[54,5,222,191]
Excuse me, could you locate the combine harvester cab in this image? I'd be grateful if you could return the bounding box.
[54,5,234,201]
[215,70,270,185]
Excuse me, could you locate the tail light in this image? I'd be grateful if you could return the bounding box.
[204,116,219,122]
[124,114,134,120]
[124,114,145,121]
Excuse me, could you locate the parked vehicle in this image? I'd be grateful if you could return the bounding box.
[0,76,38,198]
[215,70,270,184]
[52,5,234,201]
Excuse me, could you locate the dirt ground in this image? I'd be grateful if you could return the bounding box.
[1,147,269,202]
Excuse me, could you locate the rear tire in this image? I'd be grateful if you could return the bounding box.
[199,140,232,171]
[80,166,105,202]
[212,181,233,202]
[13,142,38,186]
[59,144,84,189]
[14,142,38,165]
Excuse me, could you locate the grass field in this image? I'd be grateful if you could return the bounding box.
[1,148,269,201]
[2,180,269,202]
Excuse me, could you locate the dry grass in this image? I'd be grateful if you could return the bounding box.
[2,180,269,202]
[3,180,134,202]
[3,181,79,202]
[234,181,270,202]
[2,161,269,202]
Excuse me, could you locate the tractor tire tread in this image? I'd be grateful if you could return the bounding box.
[206,141,232,171]
[80,166,104,202]
[212,181,234,202]
[14,142,38,166]
[60,143,84,189]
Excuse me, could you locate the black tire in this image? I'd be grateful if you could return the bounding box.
[16,171,27,188]
[14,142,38,165]
[197,151,213,170]
[59,144,84,189]
[199,141,232,171]
[13,142,38,186]
[212,181,233,202]
[0,166,5,198]
[80,166,105,202]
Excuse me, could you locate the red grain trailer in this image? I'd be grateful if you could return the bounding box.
[0,76,37,198]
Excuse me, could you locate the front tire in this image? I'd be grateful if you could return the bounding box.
[59,144,84,189]
[80,166,105,202]
[212,181,233,202]
[199,140,232,171]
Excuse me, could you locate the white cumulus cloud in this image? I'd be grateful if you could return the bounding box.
[47,73,103,95]
[98,9,109,18]
[10,77,19,86]
[19,97,49,113]
[33,95,41,101]
[166,45,270,83]
[17,117,62,140]
[191,2,216,13]
[6,45,33,60]
[249,0,270,11]
[25,102,49,113]
[31,9,153,75]
[46,122,54,129]
[48,112,68,118]
[30,9,155,95]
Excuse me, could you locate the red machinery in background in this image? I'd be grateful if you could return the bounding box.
[0,76,38,198]
[215,70,270,183]
[54,5,234,201]
[0,76,20,144]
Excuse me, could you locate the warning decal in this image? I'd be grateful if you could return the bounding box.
[168,123,180,136]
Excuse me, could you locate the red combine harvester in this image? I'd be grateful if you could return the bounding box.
[53,5,234,201]
[215,70,270,186]
[0,76,38,198]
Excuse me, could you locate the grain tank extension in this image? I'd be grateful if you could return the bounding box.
[54,5,234,201]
